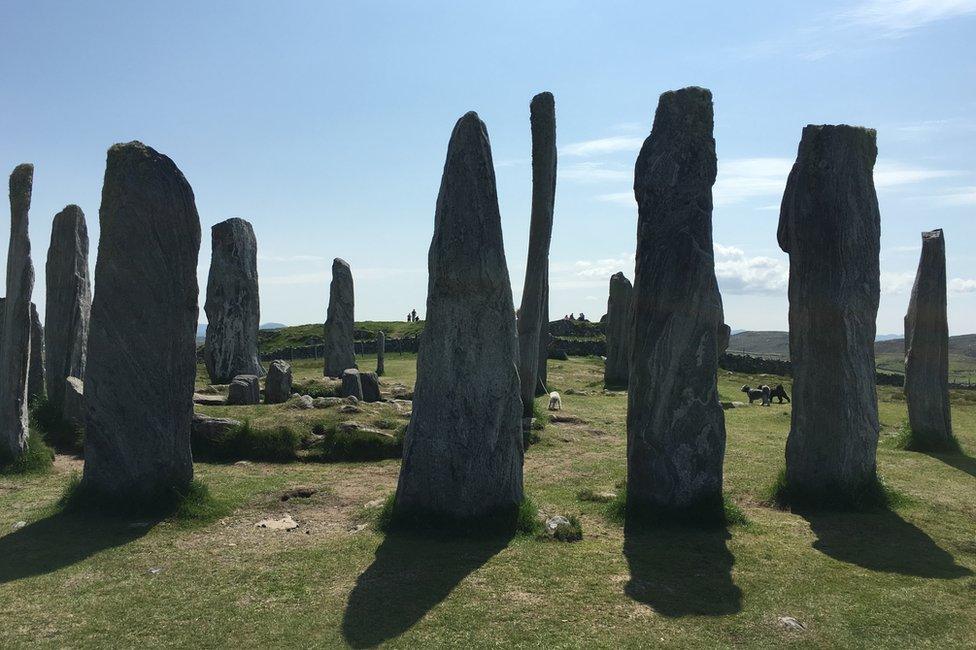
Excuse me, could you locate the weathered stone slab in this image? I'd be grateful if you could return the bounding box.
[395,112,524,521]
[324,258,356,378]
[360,371,381,403]
[204,218,263,384]
[904,228,953,448]
[44,204,91,413]
[83,142,201,502]
[777,124,881,498]
[628,87,728,514]
[27,303,44,404]
[604,272,632,388]
[341,368,364,401]
[227,374,260,405]
[63,376,85,425]
[264,359,293,405]
[376,330,385,376]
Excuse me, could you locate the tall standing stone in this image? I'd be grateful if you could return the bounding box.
[83,142,201,502]
[604,272,633,388]
[777,125,881,500]
[204,218,262,384]
[0,164,35,463]
[516,92,557,418]
[535,299,549,396]
[904,229,953,449]
[395,112,524,521]
[44,204,91,413]
[628,88,728,515]
[27,303,44,404]
[323,258,356,378]
[376,330,385,376]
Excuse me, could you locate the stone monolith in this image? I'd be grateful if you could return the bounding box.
[777,124,881,500]
[516,91,557,418]
[28,303,44,404]
[83,142,201,502]
[628,87,728,515]
[536,300,550,396]
[604,272,633,388]
[264,360,292,404]
[324,258,356,378]
[204,218,262,384]
[44,204,91,413]
[360,371,381,403]
[395,112,524,522]
[376,330,385,376]
[227,374,260,405]
[904,229,953,449]
[0,164,35,463]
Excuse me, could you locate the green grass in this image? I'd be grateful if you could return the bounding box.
[311,422,404,462]
[0,354,974,647]
[0,432,54,475]
[893,420,963,454]
[29,396,84,453]
[192,420,302,463]
[377,493,542,538]
[765,466,910,512]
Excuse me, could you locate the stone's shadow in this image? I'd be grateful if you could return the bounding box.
[925,451,976,480]
[0,510,157,584]
[801,508,972,578]
[623,521,742,617]
[342,530,512,648]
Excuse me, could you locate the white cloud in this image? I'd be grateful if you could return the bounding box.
[937,186,976,205]
[874,161,962,188]
[262,267,421,286]
[562,162,631,183]
[595,191,635,206]
[714,157,793,207]
[714,244,789,295]
[881,271,917,294]
[573,254,634,279]
[949,278,976,293]
[840,0,976,36]
[561,136,644,157]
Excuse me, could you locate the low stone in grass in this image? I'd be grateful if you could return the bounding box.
[264,360,292,405]
[341,369,363,401]
[227,374,260,405]
[360,371,381,403]
[545,515,583,542]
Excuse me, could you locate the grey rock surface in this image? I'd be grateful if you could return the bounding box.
[628,88,728,513]
[517,91,557,417]
[83,142,201,501]
[341,368,364,401]
[904,229,953,448]
[0,164,35,463]
[360,370,381,403]
[63,376,85,425]
[204,218,262,384]
[395,112,524,521]
[536,300,550,396]
[28,302,44,404]
[264,359,293,404]
[227,374,260,405]
[44,204,91,413]
[191,412,241,441]
[777,124,881,498]
[603,272,632,388]
[376,330,385,376]
[324,258,356,378]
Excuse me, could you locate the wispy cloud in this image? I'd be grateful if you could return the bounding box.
[262,267,422,286]
[950,278,976,293]
[714,244,788,295]
[714,157,793,207]
[874,161,963,188]
[562,162,631,184]
[595,191,635,207]
[840,0,976,37]
[937,186,976,205]
[258,253,327,262]
[561,136,644,157]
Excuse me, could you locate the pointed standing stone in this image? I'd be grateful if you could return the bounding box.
[28,303,44,404]
[323,258,356,378]
[204,218,262,384]
[395,112,524,522]
[44,204,91,413]
[517,92,557,419]
[604,272,633,388]
[628,88,728,515]
[777,125,881,501]
[904,229,953,449]
[376,330,386,376]
[83,142,201,502]
[0,164,35,463]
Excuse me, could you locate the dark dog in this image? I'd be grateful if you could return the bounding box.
[769,384,791,403]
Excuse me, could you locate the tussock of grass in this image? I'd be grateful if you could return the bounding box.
[29,396,84,452]
[294,379,340,399]
[0,432,55,475]
[604,486,748,528]
[375,494,541,537]
[192,420,300,463]
[893,421,962,454]
[312,423,403,462]
[765,467,909,512]
[59,473,231,523]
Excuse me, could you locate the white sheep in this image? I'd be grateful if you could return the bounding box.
[547,391,562,411]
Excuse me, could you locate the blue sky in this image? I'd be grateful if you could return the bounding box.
[2,0,974,333]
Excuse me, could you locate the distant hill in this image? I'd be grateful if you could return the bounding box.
[260,322,286,330]
[727,331,790,359]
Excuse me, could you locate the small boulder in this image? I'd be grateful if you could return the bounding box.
[288,395,314,410]
[191,413,241,441]
[264,360,292,404]
[360,371,381,403]
[227,374,260,405]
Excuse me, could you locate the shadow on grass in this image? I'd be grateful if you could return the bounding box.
[924,451,976,480]
[342,530,512,648]
[623,521,742,617]
[0,510,156,584]
[800,508,972,578]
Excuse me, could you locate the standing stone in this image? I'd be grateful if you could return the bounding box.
[360,371,381,403]
[0,164,35,463]
[44,204,91,413]
[227,374,260,405]
[323,258,356,378]
[83,142,201,502]
[628,88,728,515]
[341,368,363,401]
[376,330,385,376]
[28,303,44,404]
[63,376,85,425]
[203,218,262,384]
[904,229,953,449]
[777,125,881,500]
[516,92,557,418]
[535,300,550,396]
[395,112,524,522]
[604,272,633,388]
[264,359,293,404]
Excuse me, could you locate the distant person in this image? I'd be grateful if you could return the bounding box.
[411,308,418,322]
[578,312,586,321]
[407,312,412,322]
[570,313,576,320]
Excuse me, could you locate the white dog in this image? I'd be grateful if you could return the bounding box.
[547,391,562,411]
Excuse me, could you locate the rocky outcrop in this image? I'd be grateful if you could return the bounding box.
[0,164,35,463]
[324,258,356,378]
[628,88,728,515]
[83,142,201,502]
[44,204,91,413]
[227,374,260,405]
[264,359,292,404]
[28,303,44,404]
[394,112,524,522]
[204,218,262,384]
[904,229,953,448]
[604,272,632,388]
[517,92,557,417]
[777,124,881,500]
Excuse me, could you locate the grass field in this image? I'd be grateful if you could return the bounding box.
[1,354,974,647]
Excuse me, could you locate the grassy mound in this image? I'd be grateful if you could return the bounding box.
[192,420,301,463]
[29,396,84,452]
[0,432,55,475]
[893,421,962,454]
[312,422,404,462]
